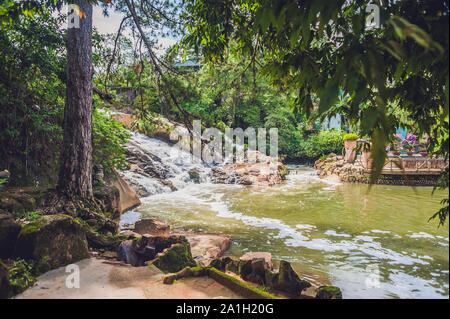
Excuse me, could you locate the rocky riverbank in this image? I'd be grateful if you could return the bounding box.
[0,112,342,299]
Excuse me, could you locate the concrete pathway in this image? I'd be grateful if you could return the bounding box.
[15,257,242,299]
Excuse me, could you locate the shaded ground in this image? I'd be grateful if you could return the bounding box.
[15,257,243,299]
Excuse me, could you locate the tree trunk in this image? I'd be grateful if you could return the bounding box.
[57,2,93,200]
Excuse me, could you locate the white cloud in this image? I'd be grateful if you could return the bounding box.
[92,6,125,35]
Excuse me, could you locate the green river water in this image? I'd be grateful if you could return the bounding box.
[127,166,449,298]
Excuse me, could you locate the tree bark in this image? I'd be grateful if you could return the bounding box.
[57,2,94,200]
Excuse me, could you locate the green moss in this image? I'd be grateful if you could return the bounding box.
[14,214,89,273]
[152,241,197,273]
[20,222,43,236]
[207,267,277,299]
[162,266,208,285]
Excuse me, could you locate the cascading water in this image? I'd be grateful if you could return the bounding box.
[119,129,213,228]
[113,113,448,299]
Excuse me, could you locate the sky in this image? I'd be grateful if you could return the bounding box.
[92,7,177,57]
[61,5,177,57]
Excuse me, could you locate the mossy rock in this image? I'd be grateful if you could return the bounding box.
[209,256,234,271]
[13,214,89,273]
[163,266,207,284]
[315,286,343,299]
[273,260,311,296]
[0,213,21,259]
[207,267,276,299]
[152,240,197,273]
[0,188,47,214]
[225,259,240,275]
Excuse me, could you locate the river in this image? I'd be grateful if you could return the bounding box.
[120,131,449,299]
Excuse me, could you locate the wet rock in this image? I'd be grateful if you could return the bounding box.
[273,260,311,296]
[209,151,285,186]
[152,237,197,273]
[13,214,89,273]
[134,218,170,237]
[209,256,240,273]
[240,252,273,270]
[246,258,267,285]
[125,144,171,179]
[117,236,156,267]
[315,286,343,299]
[188,169,201,184]
[0,261,12,299]
[0,213,21,259]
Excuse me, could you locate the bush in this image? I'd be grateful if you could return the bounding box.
[92,110,131,176]
[264,110,302,156]
[8,259,37,295]
[302,130,345,159]
[343,133,359,141]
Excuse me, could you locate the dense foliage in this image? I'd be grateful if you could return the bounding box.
[0,8,130,186]
[0,10,65,186]
[182,0,449,222]
[92,108,130,175]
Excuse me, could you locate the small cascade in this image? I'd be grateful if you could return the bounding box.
[123,130,212,197]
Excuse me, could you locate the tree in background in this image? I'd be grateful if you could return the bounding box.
[57,1,95,199]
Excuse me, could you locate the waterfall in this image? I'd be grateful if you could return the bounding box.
[122,130,212,197]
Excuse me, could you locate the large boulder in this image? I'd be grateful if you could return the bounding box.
[110,174,141,215]
[134,218,170,237]
[0,213,21,259]
[273,260,311,296]
[0,261,13,299]
[179,232,231,266]
[13,214,89,273]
